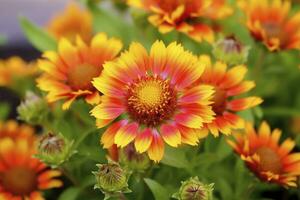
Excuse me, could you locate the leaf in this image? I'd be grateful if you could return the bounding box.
[0,103,10,120]
[58,187,81,200]
[19,16,57,51]
[161,146,189,169]
[144,178,170,200]
[217,178,233,200]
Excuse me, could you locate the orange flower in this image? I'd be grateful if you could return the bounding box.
[47,3,93,43]
[127,0,232,42]
[91,41,215,162]
[228,121,300,187]
[0,137,62,200]
[36,33,122,109]
[0,57,38,87]
[0,120,35,145]
[240,0,300,51]
[196,55,263,136]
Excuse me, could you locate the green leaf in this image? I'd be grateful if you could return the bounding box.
[144,178,169,200]
[0,34,7,46]
[217,179,233,200]
[19,16,57,51]
[88,3,139,45]
[161,146,189,169]
[58,187,81,200]
[0,103,10,120]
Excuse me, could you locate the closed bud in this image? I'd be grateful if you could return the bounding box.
[93,160,131,199]
[173,177,214,200]
[17,91,48,125]
[36,132,75,167]
[212,36,250,66]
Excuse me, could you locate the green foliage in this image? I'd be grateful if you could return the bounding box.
[19,16,57,51]
[144,178,170,200]
[0,103,10,120]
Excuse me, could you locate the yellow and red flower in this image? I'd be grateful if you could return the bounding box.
[37,33,123,110]
[91,41,215,162]
[127,0,232,43]
[196,55,263,136]
[0,120,35,145]
[228,121,300,187]
[240,0,300,51]
[0,57,38,87]
[47,3,93,43]
[0,137,62,200]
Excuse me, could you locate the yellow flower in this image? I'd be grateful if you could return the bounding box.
[36,33,122,109]
[47,3,93,43]
[228,121,300,187]
[0,57,38,87]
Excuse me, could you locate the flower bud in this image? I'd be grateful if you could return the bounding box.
[36,132,75,167]
[119,143,151,172]
[93,160,131,199]
[17,91,48,125]
[212,36,250,65]
[173,177,214,200]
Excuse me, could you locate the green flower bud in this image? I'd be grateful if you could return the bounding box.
[119,143,151,173]
[173,177,214,200]
[36,132,75,168]
[17,91,48,125]
[93,160,131,199]
[212,36,250,66]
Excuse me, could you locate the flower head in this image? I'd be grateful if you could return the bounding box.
[47,3,93,42]
[127,0,232,42]
[0,120,35,145]
[0,57,38,87]
[37,33,122,110]
[228,121,300,187]
[196,55,263,136]
[0,137,62,199]
[240,0,300,51]
[91,41,215,162]
[173,177,214,200]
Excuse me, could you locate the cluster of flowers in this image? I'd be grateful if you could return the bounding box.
[0,0,300,199]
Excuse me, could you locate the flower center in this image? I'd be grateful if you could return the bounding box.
[255,147,282,174]
[0,167,37,196]
[262,22,281,38]
[211,87,227,115]
[68,63,101,91]
[126,76,177,127]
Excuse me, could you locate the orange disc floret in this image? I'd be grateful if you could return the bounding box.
[47,3,93,43]
[91,41,215,162]
[0,120,36,145]
[0,137,62,200]
[228,121,300,187]
[36,33,123,110]
[240,0,300,51]
[196,55,263,136]
[127,0,232,43]
[0,56,38,87]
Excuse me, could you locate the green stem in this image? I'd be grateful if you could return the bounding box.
[60,164,80,186]
[74,127,98,149]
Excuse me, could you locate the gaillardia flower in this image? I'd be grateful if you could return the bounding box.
[47,3,93,42]
[127,0,232,42]
[0,120,35,145]
[228,121,300,187]
[240,0,300,51]
[0,137,62,199]
[196,55,263,136]
[0,56,38,87]
[91,41,215,162]
[37,33,122,109]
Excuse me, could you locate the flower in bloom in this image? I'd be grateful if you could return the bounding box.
[240,0,300,51]
[196,55,263,136]
[37,33,122,109]
[0,137,62,199]
[228,121,300,187]
[0,120,35,145]
[127,0,232,43]
[46,3,93,43]
[0,57,38,87]
[91,41,215,162]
